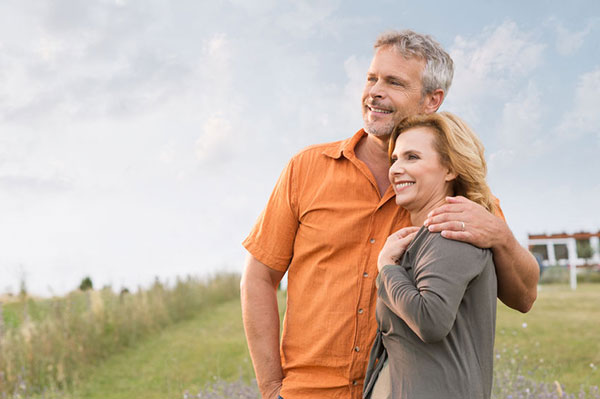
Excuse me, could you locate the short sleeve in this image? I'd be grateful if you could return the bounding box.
[493,195,505,221]
[242,156,300,272]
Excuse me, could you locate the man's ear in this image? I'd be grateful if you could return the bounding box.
[423,89,445,113]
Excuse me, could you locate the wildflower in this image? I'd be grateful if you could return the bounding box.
[522,322,528,328]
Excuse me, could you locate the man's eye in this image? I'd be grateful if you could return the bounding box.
[367,76,377,82]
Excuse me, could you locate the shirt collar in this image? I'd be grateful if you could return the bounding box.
[322,129,367,160]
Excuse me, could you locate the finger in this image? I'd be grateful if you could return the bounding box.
[426,221,466,233]
[444,195,470,204]
[425,212,468,228]
[404,231,418,242]
[426,203,466,219]
[439,230,472,242]
[392,226,420,238]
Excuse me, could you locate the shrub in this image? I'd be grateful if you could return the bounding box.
[78,277,94,291]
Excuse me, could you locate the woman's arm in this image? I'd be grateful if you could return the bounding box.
[377,233,490,343]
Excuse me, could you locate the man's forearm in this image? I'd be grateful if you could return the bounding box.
[240,256,284,399]
[492,231,539,313]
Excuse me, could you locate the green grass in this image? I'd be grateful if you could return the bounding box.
[70,299,255,399]
[495,284,600,391]
[0,274,242,397]
[21,284,599,398]
[48,291,286,399]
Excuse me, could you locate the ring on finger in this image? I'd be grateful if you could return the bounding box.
[460,221,465,231]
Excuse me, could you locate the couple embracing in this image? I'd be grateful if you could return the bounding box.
[241,29,539,399]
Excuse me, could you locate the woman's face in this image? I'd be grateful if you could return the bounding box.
[389,126,456,213]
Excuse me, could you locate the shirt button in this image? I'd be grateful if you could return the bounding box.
[363,272,369,278]
[358,308,364,314]
[370,238,375,243]
[352,380,358,386]
[354,346,360,352]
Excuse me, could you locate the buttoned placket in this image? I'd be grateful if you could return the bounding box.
[349,198,398,398]
[343,137,401,399]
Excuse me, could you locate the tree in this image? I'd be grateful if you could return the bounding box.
[79,276,94,291]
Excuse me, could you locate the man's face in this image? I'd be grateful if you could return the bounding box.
[362,46,427,137]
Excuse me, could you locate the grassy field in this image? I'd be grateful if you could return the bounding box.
[0,274,242,398]
[494,284,600,391]
[38,292,284,399]
[6,283,599,398]
[70,299,257,399]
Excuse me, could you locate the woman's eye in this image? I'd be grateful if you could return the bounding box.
[408,154,419,160]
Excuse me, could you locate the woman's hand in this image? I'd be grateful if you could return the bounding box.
[377,227,420,272]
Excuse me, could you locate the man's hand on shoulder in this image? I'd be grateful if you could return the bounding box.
[424,196,507,248]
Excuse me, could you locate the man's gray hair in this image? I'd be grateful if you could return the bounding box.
[374,30,454,97]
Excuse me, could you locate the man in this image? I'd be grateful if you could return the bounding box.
[241,30,539,399]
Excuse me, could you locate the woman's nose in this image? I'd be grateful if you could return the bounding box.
[389,160,404,175]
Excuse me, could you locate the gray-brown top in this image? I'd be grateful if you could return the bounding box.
[364,225,497,399]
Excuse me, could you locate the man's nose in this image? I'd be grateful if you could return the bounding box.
[368,79,385,98]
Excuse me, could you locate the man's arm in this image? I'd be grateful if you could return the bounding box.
[424,196,538,313]
[240,254,286,399]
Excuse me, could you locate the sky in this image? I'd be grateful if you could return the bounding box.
[1,0,599,296]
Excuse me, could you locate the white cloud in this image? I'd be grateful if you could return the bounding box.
[226,0,277,16]
[276,0,342,38]
[343,55,369,107]
[195,116,233,163]
[549,18,598,56]
[556,67,600,140]
[489,82,548,167]
[446,21,546,122]
[499,82,542,142]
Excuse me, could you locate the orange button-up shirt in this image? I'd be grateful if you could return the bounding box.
[243,129,412,399]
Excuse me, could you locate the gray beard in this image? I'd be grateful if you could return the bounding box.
[363,120,394,137]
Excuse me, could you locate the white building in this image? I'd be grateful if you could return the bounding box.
[528,231,600,267]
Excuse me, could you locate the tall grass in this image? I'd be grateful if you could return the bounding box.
[0,273,240,397]
[540,266,600,284]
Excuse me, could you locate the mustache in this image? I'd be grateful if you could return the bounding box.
[364,100,393,111]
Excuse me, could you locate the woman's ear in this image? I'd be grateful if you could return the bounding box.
[444,168,457,182]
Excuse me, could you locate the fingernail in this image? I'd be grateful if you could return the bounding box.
[423,219,429,226]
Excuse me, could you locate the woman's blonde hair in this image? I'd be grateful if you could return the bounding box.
[389,112,496,214]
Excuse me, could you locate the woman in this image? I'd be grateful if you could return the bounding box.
[363,112,497,399]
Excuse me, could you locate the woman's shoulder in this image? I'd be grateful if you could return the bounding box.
[410,227,493,264]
